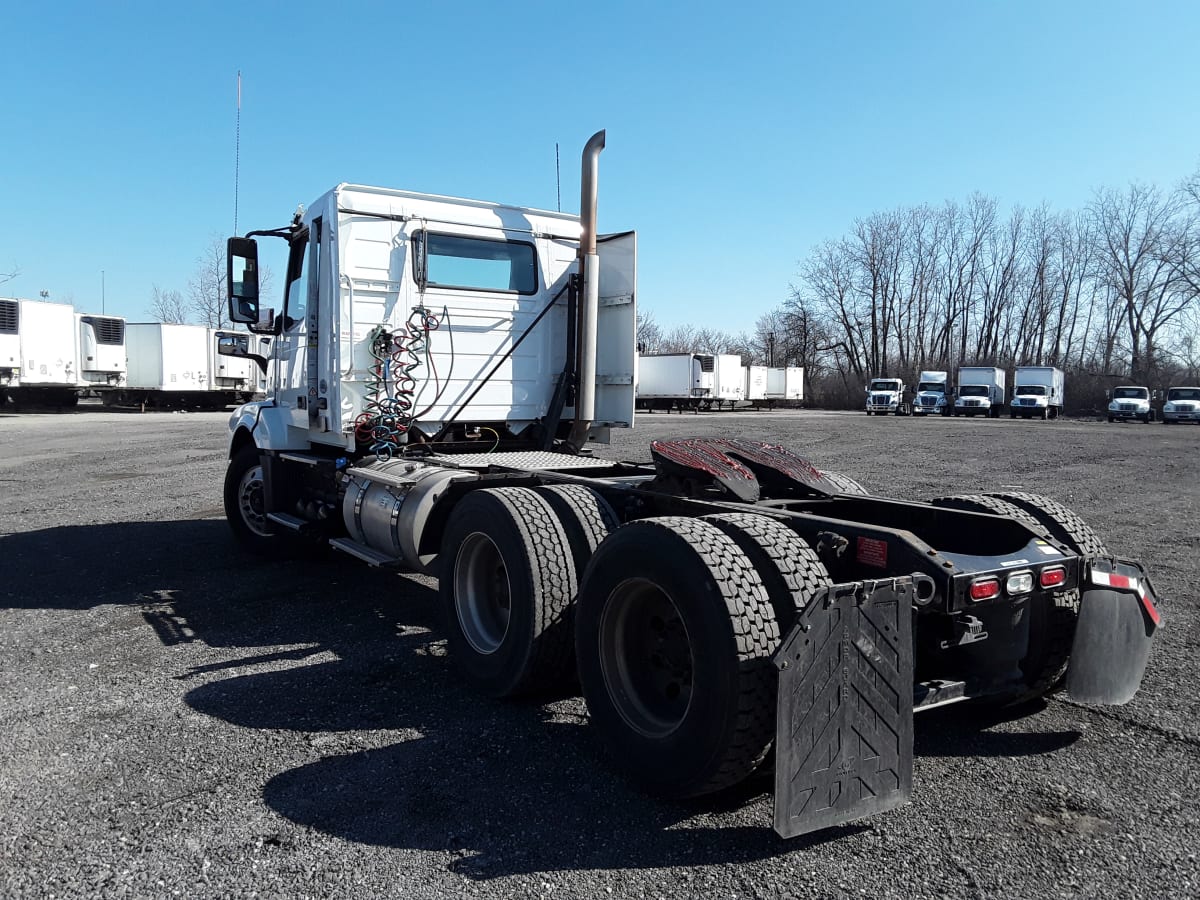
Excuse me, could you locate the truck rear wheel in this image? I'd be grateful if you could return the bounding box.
[575,517,779,798]
[702,513,831,635]
[223,445,279,553]
[532,484,618,574]
[818,470,870,496]
[440,487,577,698]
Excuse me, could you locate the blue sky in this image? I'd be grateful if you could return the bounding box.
[2,1,1198,331]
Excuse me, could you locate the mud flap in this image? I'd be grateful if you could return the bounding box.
[773,578,914,839]
[1065,558,1161,705]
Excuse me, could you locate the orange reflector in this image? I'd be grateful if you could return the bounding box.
[969,578,1000,601]
[1040,566,1066,588]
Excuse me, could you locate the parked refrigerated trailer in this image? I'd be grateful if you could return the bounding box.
[217,131,1160,841]
[7,299,79,407]
[745,365,768,404]
[113,323,254,409]
[636,352,714,412]
[0,299,19,396]
[77,313,127,392]
[705,354,745,409]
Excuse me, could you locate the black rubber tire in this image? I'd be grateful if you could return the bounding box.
[817,470,870,496]
[532,485,619,576]
[440,487,577,698]
[929,493,1042,530]
[1108,416,1115,423]
[983,492,1108,557]
[223,445,280,554]
[701,513,832,635]
[1010,411,1017,419]
[985,492,1108,699]
[575,517,779,798]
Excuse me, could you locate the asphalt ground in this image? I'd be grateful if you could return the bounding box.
[0,407,1197,899]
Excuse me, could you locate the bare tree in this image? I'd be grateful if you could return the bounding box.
[188,237,228,328]
[0,266,18,287]
[636,308,662,353]
[148,285,191,323]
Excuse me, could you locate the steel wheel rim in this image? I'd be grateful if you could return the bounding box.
[599,577,694,738]
[454,532,511,655]
[237,464,271,537]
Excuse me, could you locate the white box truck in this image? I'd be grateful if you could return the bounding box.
[1010,366,1064,420]
[953,367,1005,418]
[912,370,950,417]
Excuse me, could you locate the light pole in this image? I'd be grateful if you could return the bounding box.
[39,290,49,302]
[767,331,776,367]
[101,270,106,315]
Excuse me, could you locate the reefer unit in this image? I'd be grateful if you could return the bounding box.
[0,299,19,388]
[209,328,256,394]
[77,313,127,388]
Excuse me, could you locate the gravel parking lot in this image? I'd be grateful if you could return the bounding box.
[1,408,1197,899]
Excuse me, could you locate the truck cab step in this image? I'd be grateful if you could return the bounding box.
[267,512,309,532]
[328,537,404,567]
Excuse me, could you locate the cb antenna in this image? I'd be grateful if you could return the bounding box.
[234,70,241,233]
[555,142,561,212]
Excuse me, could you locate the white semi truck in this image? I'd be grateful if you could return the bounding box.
[217,132,1159,840]
[912,370,950,417]
[865,377,911,415]
[953,366,1005,418]
[1161,386,1200,424]
[1107,386,1155,424]
[1010,366,1065,420]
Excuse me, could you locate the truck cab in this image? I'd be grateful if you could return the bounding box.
[1161,386,1200,424]
[865,378,909,415]
[1107,386,1154,424]
[953,366,1005,418]
[912,370,949,417]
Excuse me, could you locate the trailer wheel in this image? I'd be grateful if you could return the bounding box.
[818,470,870,496]
[575,517,779,798]
[223,445,279,553]
[702,513,831,635]
[440,487,576,698]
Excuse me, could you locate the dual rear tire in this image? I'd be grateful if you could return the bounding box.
[438,489,831,798]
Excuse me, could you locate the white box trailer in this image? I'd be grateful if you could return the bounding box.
[711,354,745,408]
[121,323,252,409]
[744,365,768,402]
[1010,366,1064,420]
[636,353,714,411]
[765,366,804,404]
[77,313,127,390]
[8,299,80,406]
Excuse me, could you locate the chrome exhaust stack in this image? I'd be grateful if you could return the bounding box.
[566,129,606,452]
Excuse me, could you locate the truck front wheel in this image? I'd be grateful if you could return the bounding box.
[575,517,779,798]
[440,487,577,698]
[223,445,278,553]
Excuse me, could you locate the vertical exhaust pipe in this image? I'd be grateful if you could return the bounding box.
[566,129,606,452]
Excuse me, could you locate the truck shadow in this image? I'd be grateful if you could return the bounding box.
[0,519,1080,875]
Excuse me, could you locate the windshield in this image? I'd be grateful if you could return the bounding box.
[1168,388,1200,401]
[1016,385,1047,396]
[1114,387,1148,400]
[959,385,988,397]
[917,382,945,393]
[869,380,901,391]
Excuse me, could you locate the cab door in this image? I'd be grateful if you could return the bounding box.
[275,218,326,432]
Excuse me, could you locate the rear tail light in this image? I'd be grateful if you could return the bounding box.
[1040,566,1066,588]
[969,578,1000,601]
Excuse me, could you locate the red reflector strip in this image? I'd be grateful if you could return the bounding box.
[1139,588,1162,627]
[969,578,1000,601]
[1039,566,1066,588]
[1090,569,1139,592]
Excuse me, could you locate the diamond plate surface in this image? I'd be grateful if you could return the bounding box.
[773,579,914,838]
[428,450,614,470]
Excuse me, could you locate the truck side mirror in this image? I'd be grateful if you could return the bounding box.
[227,237,260,325]
[215,330,269,374]
[1152,390,1160,400]
[1104,389,1111,400]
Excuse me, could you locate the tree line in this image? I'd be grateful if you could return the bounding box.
[639,172,1200,411]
